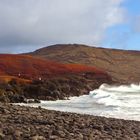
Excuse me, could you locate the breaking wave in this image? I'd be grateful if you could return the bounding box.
[24,83,140,121]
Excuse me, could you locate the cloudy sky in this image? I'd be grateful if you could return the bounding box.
[0,0,140,53]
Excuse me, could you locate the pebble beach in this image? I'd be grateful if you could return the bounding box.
[1,103,140,140]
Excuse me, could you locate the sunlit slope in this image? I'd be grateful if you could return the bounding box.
[28,44,140,83]
[0,54,109,80]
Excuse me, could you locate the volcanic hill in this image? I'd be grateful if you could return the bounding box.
[0,54,112,102]
[28,44,140,83]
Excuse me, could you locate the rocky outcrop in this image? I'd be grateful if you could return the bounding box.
[0,72,113,103]
[24,73,113,101]
[28,44,140,83]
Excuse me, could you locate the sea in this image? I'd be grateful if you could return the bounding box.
[20,83,140,121]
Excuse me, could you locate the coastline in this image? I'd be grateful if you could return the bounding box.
[1,103,140,139]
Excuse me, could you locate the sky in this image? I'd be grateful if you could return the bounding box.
[0,0,140,53]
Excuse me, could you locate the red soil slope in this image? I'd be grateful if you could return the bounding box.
[0,54,108,81]
[0,76,31,84]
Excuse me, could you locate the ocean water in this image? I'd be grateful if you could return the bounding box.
[24,83,140,121]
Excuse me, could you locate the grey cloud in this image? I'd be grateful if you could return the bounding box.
[0,0,125,53]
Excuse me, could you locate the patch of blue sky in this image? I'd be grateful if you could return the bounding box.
[123,0,140,15]
[102,24,131,50]
[103,23,140,50]
[125,34,140,50]
[103,0,140,50]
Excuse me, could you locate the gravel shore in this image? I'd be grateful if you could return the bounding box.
[0,103,140,140]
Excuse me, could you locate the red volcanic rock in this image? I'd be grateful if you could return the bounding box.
[0,54,109,80]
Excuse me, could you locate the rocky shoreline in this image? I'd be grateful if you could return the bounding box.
[0,103,140,140]
[0,73,113,103]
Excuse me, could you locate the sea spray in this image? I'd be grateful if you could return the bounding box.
[22,83,140,121]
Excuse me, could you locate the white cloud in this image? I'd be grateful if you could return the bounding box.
[0,0,125,53]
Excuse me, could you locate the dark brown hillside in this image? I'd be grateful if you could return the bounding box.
[28,44,140,83]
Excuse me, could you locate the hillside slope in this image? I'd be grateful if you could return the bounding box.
[0,54,108,80]
[28,44,140,83]
[0,54,112,102]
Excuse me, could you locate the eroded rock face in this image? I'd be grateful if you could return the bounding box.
[24,73,113,101]
[1,103,140,139]
[0,72,113,103]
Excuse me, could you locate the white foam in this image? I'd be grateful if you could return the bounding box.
[19,83,140,121]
